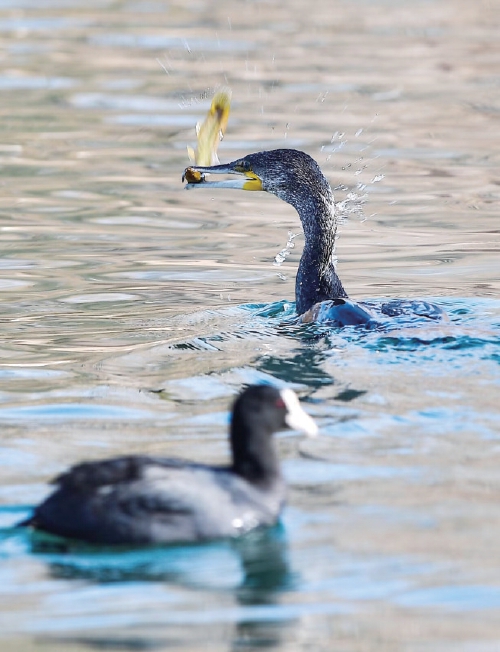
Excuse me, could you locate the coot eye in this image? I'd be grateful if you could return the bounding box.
[275,398,286,409]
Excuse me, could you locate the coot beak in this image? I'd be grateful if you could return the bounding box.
[280,388,318,437]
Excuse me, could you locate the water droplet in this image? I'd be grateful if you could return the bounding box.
[273,231,300,266]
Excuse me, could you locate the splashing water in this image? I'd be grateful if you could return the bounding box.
[335,189,369,223]
[273,230,300,266]
[319,124,385,225]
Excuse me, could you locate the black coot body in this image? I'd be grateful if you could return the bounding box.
[21,385,317,545]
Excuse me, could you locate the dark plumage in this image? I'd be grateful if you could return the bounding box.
[20,385,317,545]
[183,148,445,326]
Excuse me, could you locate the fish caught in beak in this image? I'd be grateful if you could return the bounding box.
[183,159,263,191]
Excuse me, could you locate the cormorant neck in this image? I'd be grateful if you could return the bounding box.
[290,191,348,315]
[230,415,281,487]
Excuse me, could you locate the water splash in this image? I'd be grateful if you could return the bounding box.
[334,188,369,223]
[273,230,301,266]
[319,125,386,224]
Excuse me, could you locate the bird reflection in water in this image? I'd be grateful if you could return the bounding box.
[31,525,294,651]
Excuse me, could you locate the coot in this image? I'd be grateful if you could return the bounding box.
[20,385,317,545]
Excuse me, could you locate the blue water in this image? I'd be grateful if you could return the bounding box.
[1,0,500,647]
[0,296,499,645]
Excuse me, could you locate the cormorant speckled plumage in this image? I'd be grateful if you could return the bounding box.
[19,385,317,546]
[183,148,445,326]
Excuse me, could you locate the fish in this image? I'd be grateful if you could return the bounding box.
[184,87,231,184]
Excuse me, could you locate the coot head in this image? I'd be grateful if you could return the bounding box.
[230,385,317,485]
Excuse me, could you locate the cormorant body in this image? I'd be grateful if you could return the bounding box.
[183,149,445,327]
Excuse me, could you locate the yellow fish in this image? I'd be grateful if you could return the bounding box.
[185,88,231,184]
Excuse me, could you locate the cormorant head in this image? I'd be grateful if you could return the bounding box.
[183,148,333,209]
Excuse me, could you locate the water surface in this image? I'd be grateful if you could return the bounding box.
[1,0,500,650]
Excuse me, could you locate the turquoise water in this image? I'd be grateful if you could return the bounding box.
[1,296,499,648]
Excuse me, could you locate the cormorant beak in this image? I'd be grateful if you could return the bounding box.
[183,161,263,191]
[280,388,318,437]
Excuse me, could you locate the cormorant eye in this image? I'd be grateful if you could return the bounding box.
[234,160,251,173]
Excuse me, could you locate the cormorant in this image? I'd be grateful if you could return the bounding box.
[19,385,317,545]
[183,148,445,326]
